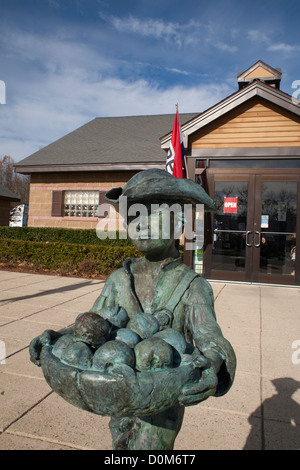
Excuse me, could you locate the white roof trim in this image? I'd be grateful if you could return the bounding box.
[160,81,300,148]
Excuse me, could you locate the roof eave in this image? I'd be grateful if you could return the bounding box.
[14,161,166,174]
[0,194,20,201]
[160,81,300,148]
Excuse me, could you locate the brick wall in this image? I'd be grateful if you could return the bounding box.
[28,171,137,229]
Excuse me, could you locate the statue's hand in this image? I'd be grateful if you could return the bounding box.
[178,365,218,406]
[29,329,61,367]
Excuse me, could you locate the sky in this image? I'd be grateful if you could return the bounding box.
[0,0,300,162]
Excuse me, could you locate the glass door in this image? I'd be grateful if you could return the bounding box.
[209,177,254,282]
[252,177,298,284]
[207,174,298,285]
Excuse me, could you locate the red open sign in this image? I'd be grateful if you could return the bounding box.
[224,197,238,214]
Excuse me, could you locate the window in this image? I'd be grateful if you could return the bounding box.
[64,190,99,217]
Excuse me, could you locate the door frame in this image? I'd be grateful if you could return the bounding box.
[204,169,300,285]
[204,171,254,282]
[252,174,300,285]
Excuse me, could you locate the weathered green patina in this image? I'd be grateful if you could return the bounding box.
[29,169,236,450]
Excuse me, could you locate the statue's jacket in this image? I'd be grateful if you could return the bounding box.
[90,257,236,397]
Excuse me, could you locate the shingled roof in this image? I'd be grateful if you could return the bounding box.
[16,113,198,171]
[0,183,20,201]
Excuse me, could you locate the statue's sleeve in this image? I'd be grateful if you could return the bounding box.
[183,278,236,396]
[89,274,119,313]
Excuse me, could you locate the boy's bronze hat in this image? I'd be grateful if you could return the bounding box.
[105,168,216,211]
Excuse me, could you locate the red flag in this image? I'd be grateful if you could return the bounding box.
[166,109,185,178]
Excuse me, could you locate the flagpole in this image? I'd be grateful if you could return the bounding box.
[184,154,189,179]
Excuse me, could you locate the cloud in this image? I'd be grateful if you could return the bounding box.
[207,40,237,53]
[2,27,113,79]
[267,43,300,54]
[247,29,271,44]
[165,68,192,76]
[47,0,60,9]
[101,13,184,46]
[1,68,232,161]
[101,13,238,52]
[100,13,190,47]
[110,15,178,42]
[248,29,300,56]
[0,20,235,162]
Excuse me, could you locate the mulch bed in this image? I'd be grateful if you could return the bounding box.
[0,261,108,280]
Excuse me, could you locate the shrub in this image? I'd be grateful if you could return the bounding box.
[77,259,100,277]
[0,239,141,276]
[0,226,132,247]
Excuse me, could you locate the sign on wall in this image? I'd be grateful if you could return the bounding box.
[261,215,269,228]
[224,197,238,214]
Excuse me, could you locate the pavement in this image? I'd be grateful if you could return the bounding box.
[0,269,299,451]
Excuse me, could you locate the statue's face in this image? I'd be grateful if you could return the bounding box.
[128,205,175,257]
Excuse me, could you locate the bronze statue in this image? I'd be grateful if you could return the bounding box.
[29,169,236,450]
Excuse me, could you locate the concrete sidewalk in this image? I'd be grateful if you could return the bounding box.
[0,269,299,450]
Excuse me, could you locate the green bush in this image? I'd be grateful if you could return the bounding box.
[0,239,141,276]
[0,226,132,246]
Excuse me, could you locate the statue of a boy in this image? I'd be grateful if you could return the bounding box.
[30,169,236,451]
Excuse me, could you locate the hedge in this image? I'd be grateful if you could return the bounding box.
[0,226,132,247]
[0,238,141,276]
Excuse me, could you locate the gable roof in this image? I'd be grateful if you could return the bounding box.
[237,60,282,83]
[160,79,300,148]
[16,113,198,173]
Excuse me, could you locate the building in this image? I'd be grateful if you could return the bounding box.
[16,61,300,286]
[0,184,20,226]
[15,113,197,229]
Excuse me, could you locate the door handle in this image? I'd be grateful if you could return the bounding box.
[246,231,253,247]
[254,231,261,247]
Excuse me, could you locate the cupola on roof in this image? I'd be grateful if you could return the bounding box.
[237,60,282,90]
